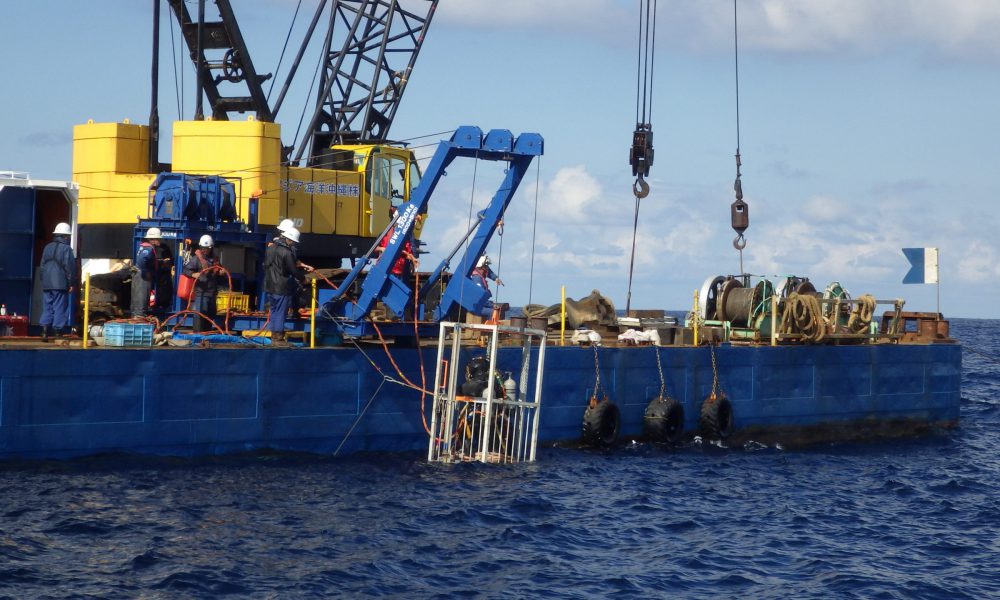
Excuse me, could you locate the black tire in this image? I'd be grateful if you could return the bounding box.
[643,396,684,443]
[699,393,734,440]
[582,399,621,447]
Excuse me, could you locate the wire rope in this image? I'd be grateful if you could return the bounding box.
[290,30,329,162]
[625,0,657,313]
[168,7,182,118]
[459,155,479,317]
[625,194,640,313]
[527,157,541,307]
[268,0,304,101]
[731,0,748,273]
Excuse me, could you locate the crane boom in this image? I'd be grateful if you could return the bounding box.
[165,0,437,165]
[294,0,438,166]
[165,0,274,121]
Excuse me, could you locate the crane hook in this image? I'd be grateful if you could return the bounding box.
[633,176,650,199]
[733,233,746,250]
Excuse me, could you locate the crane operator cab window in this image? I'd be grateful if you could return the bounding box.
[368,153,412,209]
[408,161,421,200]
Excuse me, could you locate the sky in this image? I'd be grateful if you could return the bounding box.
[1,0,999,318]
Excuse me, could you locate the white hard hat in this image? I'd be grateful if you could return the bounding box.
[145,227,162,240]
[277,218,295,232]
[199,234,214,248]
[53,222,72,235]
[476,255,490,268]
[282,227,301,243]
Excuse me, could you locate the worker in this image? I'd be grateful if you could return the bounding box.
[131,227,163,317]
[472,255,503,291]
[275,219,314,272]
[264,226,305,346]
[274,218,314,319]
[154,238,175,311]
[38,222,76,341]
[374,207,413,277]
[182,234,221,332]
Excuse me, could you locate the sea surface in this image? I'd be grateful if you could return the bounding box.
[1,319,998,599]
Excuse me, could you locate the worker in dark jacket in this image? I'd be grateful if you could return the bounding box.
[38,222,76,341]
[182,234,221,332]
[264,227,305,346]
[154,239,175,311]
[131,227,162,317]
[274,218,314,318]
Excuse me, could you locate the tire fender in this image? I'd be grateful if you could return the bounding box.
[643,395,684,443]
[699,393,734,440]
[582,397,621,447]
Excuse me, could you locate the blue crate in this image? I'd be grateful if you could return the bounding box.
[103,323,154,347]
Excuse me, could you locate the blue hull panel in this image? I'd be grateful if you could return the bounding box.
[0,343,961,459]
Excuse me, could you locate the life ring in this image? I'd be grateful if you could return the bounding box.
[582,397,620,446]
[699,392,734,439]
[643,395,684,443]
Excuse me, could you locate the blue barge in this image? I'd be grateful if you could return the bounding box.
[0,342,961,460]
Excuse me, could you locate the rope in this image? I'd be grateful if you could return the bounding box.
[779,293,826,343]
[183,263,234,333]
[367,314,434,435]
[268,0,303,101]
[495,213,505,305]
[168,7,182,118]
[625,193,641,313]
[634,0,643,125]
[290,32,328,161]
[733,0,741,156]
[964,345,1000,366]
[411,263,428,433]
[460,154,479,315]
[648,0,657,122]
[731,0,748,273]
[334,377,385,456]
[847,294,877,333]
[528,157,541,306]
[636,0,656,124]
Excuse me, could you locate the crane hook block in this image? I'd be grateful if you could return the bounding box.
[731,198,749,234]
[629,123,654,178]
[633,177,650,199]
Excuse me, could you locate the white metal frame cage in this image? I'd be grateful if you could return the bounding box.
[427,322,547,464]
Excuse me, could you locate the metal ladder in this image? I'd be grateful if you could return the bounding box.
[428,322,547,464]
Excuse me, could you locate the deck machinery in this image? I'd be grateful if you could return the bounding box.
[76,0,439,268]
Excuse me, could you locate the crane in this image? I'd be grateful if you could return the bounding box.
[73,0,441,317]
[163,0,437,163]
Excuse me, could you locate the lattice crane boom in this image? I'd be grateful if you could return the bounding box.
[164,0,438,166]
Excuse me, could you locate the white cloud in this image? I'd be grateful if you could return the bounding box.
[538,165,605,223]
[417,162,1000,316]
[437,0,1000,61]
[437,0,629,37]
[801,195,848,223]
[955,240,1000,283]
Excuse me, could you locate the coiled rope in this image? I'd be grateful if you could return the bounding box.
[779,292,826,343]
[848,294,877,333]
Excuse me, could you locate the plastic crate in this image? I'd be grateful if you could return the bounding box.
[217,291,250,313]
[104,322,154,347]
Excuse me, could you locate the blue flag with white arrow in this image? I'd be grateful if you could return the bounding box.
[902,247,939,284]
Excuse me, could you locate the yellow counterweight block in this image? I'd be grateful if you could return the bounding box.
[73,120,155,224]
[171,118,282,226]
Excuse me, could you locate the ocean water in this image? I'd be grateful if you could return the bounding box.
[1,320,998,599]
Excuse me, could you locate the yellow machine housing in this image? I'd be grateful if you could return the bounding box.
[72,118,424,260]
[73,120,156,225]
